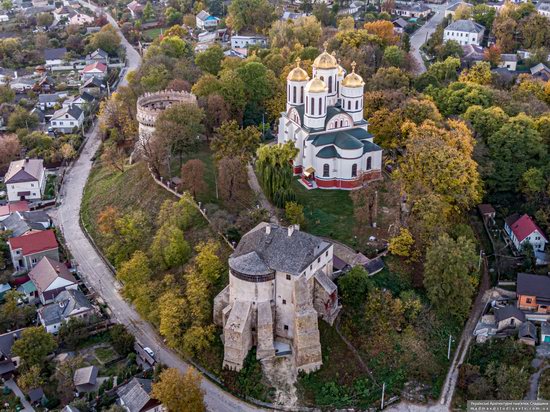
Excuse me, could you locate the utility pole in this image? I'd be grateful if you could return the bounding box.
[447,334,453,360]
[381,382,386,409]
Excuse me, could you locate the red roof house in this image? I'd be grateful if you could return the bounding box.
[80,62,107,81]
[0,201,30,220]
[505,214,548,252]
[7,230,60,273]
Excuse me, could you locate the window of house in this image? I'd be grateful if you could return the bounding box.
[31,183,34,187]
[323,164,329,177]
[325,251,328,257]
[309,264,312,270]
[526,298,533,304]
[282,299,286,304]
[284,325,289,331]
[366,157,372,170]
[318,97,322,115]
[351,164,357,177]
[318,257,321,263]
[286,274,291,280]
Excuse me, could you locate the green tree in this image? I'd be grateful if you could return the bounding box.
[150,223,191,270]
[236,61,275,106]
[157,195,199,231]
[143,1,155,20]
[8,107,38,131]
[383,45,406,68]
[337,266,371,309]
[0,291,36,334]
[388,227,415,259]
[285,201,305,227]
[17,365,44,392]
[368,67,410,91]
[487,114,546,193]
[459,61,492,85]
[117,251,152,302]
[159,36,192,58]
[165,7,183,26]
[152,368,205,412]
[11,327,57,369]
[0,85,14,103]
[423,233,478,320]
[109,324,135,356]
[58,318,89,350]
[227,0,275,33]
[256,142,298,208]
[464,105,509,141]
[472,4,496,31]
[89,25,121,55]
[195,44,224,75]
[426,81,492,116]
[211,120,261,162]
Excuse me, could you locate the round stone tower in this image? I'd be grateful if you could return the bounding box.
[136,89,197,148]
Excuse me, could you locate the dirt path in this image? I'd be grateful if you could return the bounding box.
[526,360,549,400]
[246,164,279,224]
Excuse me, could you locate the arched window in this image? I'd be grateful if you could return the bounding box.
[318,97,322,115]
[293,86,297,104]
[366,157,372,170]
[351,164,357,177]
[323,164,330,177]
[306,98,308,112]
[355,100,359,110]
[328,76,332,93]
[311,98,315,115]
[340,120,343,127]
[347,101,351,110]
[300,87,304,104]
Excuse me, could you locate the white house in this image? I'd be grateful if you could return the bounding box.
[85,48,109,65]
[50,105,84,133]
[80,61,107,81]
[7,230,59,273]
[231,35,268,49]
[62,92,95,110]
[196,10,220,30]
[4,158,46,202]
[443,19,485,46]
[28,256,78,304]
[277,51,383,189]
[38,91,69,110]
[38,288,94,333]
[44,47,67,67]
[393,3,431,18]
[505,214,548,252]
[9,78,35,92]
[499,54,517,71]
[537,2,550,18]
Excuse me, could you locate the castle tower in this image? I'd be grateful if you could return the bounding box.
[312,43,339,106]
[340,62,365,124]
[286,58,309,111]
[304,75,327,129]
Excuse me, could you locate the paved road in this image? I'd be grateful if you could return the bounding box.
[55,5,265,412]
[409,1,453,73]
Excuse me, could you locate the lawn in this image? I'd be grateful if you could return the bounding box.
[95,346,118,364]
[292,178,355,245]
[142,27,163,42]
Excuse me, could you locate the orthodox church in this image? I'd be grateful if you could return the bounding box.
[277,47,383,189]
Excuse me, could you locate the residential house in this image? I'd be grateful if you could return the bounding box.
[1,210,51,237]
[531,63,550,81]
[34,75,56,94]
[85,48,109,65]
[518,321,537,346]
[393,3,432,18]
[537,2,550,18]
[499,53,517,71]
[0,328,24,380]
[392,17,409,34]
[517,272,550,313]
[7,229,59,272]
[28,256,78,304]
[444,1,473,18]
[9,77,35,92]
[224,49,247,59]
[443,20,485,46]
[231,35,268,49]
[0,201,30,222]
[80,61,107,81]
[127,0,143,18]
[196,10,220,30]
[494,305,525,331]
[62,92,95,111]
[504,213,548,252]
[38,288,94,333]
[79,76,106,96]
[17,280,37,302]
[39,91,68,110]
[44,47,67,67]
[73,365,98,393]
[4,158,46,202]
[281,11,307,20]
[69,11,94,25]
[117,378,164,412]
[50,105,84,133]
[541,321,550,344]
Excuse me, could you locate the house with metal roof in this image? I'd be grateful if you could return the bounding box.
[117,377,163,412]
[38,288,94,333]
[73,365,98,393]
[0,328,24,380]
[28,256,78,304]
[50,105,84,134]
[7,229,59,273]
[494,305,525,331]
[0,210,51,237]
[4,158,46,202]
[504,213,548,252]
[517,273,550,314]
[444,19,485,46]
[43,47,67,67]
[196,10,220,30]
[80,61,108,81]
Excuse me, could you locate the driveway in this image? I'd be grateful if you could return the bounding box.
[409,1,456,73]
[4,379,35,412]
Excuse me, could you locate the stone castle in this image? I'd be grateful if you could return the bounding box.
[136,89,197,148]
[213,222,340,372]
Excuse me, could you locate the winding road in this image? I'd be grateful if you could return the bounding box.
[54,3,265,412]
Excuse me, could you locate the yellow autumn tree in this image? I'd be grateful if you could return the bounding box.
[388,228,415,258]
[363,20,399,45]
[152,368,205,412]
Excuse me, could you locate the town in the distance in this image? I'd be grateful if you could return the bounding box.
[0,0,548,410]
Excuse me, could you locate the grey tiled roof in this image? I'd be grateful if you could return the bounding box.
[519,321,536,339]
[517,273,550,299]
[52,105,83,121]
[44,47,67,61]
[73,365,98,386]
[1,212,45,237]
[230,223,331,276]
[445,19,485,33]
[0,329,24,358]
[38,289,91,326]
[5,158,43,184]
[117,378,154,412]
[494,305,525,323]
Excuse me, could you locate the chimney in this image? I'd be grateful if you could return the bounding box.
[288,224,299,237]
[25,157,29,163]
[265,225,271,235]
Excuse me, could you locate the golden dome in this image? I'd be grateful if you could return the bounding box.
[305,77,327,93]
[342,61,364,88]
[287,58,309,82]
[313,42,338,69]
